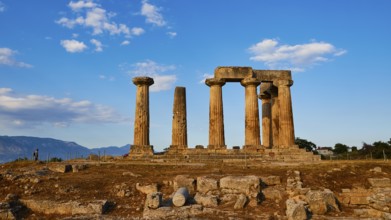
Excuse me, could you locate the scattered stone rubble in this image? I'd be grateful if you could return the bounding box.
[338,176,391,219]
[1,164,390,219]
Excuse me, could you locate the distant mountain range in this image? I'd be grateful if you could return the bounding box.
[0,135,129,164]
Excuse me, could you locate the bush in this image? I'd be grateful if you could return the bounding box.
[49,157,63,162]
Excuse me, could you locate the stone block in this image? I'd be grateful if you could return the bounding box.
[136,183,158,195]
[286,198,307,220]
[261,176,281,186]
[350,196,369,205]
[48,164,72,173]
[173,175,196,193]
[220,175,260,197]
[145,192,162,209]
[214,66,253,82]
[234,194,247,210]
[262,187,284,201]
[194,193,218,207]
[368,178,391,188]
[196,176,218,194]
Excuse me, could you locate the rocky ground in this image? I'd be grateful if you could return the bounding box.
[0,159,390,219]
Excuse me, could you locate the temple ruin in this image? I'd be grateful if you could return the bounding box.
[129,66,320,161]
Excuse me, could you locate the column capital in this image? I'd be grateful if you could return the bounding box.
[240,77,260,87]
[273,79,293,87]
[205,78,226,87]
[132,77,154,86]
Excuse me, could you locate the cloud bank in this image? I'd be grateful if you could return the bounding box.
[0,48,32,68]
[0,88,125,128]
[248,39,346,72]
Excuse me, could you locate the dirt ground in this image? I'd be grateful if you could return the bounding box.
[1,159,390,219]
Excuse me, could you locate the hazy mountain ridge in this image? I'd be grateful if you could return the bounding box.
[0,136,129,164]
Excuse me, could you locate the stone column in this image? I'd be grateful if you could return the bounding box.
[206,78,226,150]
[270,85,279,147]
[260,91,272,148]
[241,78,262,150]
[130,77,154,156]
[170,87,188,150]
[273,79,295,147]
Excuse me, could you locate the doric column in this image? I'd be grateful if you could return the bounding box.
[130,77,154,156]
[241,78,261,149]
[270,86,280,147]
[273,79,295,147]
[170,87,188,150]
[260,90,272,148]
[206,78,226,150]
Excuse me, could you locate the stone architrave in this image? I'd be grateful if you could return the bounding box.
[273,79,295,147]
[170,87,188,151]
[206,78,226,150]
[270,85,279,147]
[260,83,272,148]
[130,77,154,156]
[241,78,262,150]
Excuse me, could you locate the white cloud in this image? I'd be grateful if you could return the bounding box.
[121,40,130,46]
[167,32,177,38]
[90,38,103,52]
[72,33,79,38]
[0,88,125,128]
[0,48,32,68]
[69,0,97,11]
[56,1,137,38]
[248,38,347,71]
[131,27,145,36]
[199,73,214,84]
[141,0,166,27]
[125,60,177,92]
[60,39,87,53]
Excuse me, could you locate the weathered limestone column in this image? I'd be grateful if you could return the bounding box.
[170,87,188,150]
[130,77,154,156]
[241,78,262,150]
[206,78,226,150]
[270,86,279,147]
[260,89,272,148]
[273,79,295,147]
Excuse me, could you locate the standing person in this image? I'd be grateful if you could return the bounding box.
[33,148,39,161]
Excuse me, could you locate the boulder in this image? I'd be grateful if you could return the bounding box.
[306,189,340,214]
[197,176,218,194]
[368,187,391,213]
[173,175,195,193]
[220,175,260,197]
[48,164,72,173]
[145,192,162,209]
[194,193,218,207]
[286,198,307,220]
[136,183,158,195]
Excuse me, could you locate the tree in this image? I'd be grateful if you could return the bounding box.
[333,143,349,154]
[295,137,316,152]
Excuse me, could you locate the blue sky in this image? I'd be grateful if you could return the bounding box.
[1,0,390,150]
